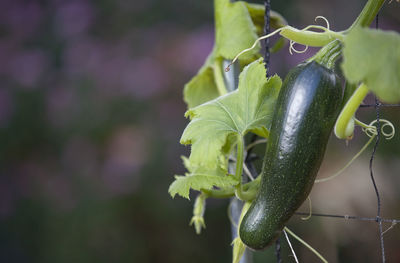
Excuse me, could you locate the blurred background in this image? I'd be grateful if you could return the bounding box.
[0,0,399,262]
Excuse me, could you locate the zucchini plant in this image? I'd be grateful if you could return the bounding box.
[169,0,399,262]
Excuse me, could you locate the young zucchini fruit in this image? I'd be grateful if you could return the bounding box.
[239,60,342,250]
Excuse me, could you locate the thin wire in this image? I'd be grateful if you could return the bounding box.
[371,96,385,263]
[369,13,386,263]
[263,0,271,75]
[263,0,281,261]
[294,212,400,224]
[243,163,255,181]
[284,230,299,263]
[359,104,400,108]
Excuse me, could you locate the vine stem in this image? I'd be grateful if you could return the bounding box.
[315,135,375,183]
[213,58,228,95]
[349,0,386,30]
[245,138,267,151]
[235,136,244,182]
[284,227,328,263]
[334,83,369,139]
[202,176,261,199]
[234,136,248,201]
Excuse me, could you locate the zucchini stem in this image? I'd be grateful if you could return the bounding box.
[309,39,342,69]
[235,185,258,201]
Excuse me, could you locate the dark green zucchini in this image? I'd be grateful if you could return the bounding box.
[239,61,342,250]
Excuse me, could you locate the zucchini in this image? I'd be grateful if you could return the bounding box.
[239,61,342,250]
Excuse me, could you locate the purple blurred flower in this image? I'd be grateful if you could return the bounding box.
[173,26,214,73]
[120,57,169,99]
[0,1,43,40]
[63,37,103,77]
[0,40,15,75]
[8,49,48,87]
[116,0,152,14]
[54,1,94,38]
[64,37,169,99]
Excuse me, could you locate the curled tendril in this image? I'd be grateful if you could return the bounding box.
[287,16,330,54]
[315,15,330,30]
[225,16,335,71]
[362,119,395,140]
[315,118,395,184]
[225,27,285,71]
[299,14,332,33]
[301,197,312,220]
[289,40,309,55]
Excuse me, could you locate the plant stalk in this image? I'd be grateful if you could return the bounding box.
[349,0,386,30]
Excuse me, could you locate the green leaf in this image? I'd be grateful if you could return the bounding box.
[183,0,274,110]
[169,174,237,199]
[342,27,400,103]
[215,0,261,64]
[168,157,237,199]
[244,3,265,36]
[183,51,220,109]
[181,58,281,169]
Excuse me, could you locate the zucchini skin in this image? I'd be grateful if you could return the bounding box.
[239,61,342,250]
